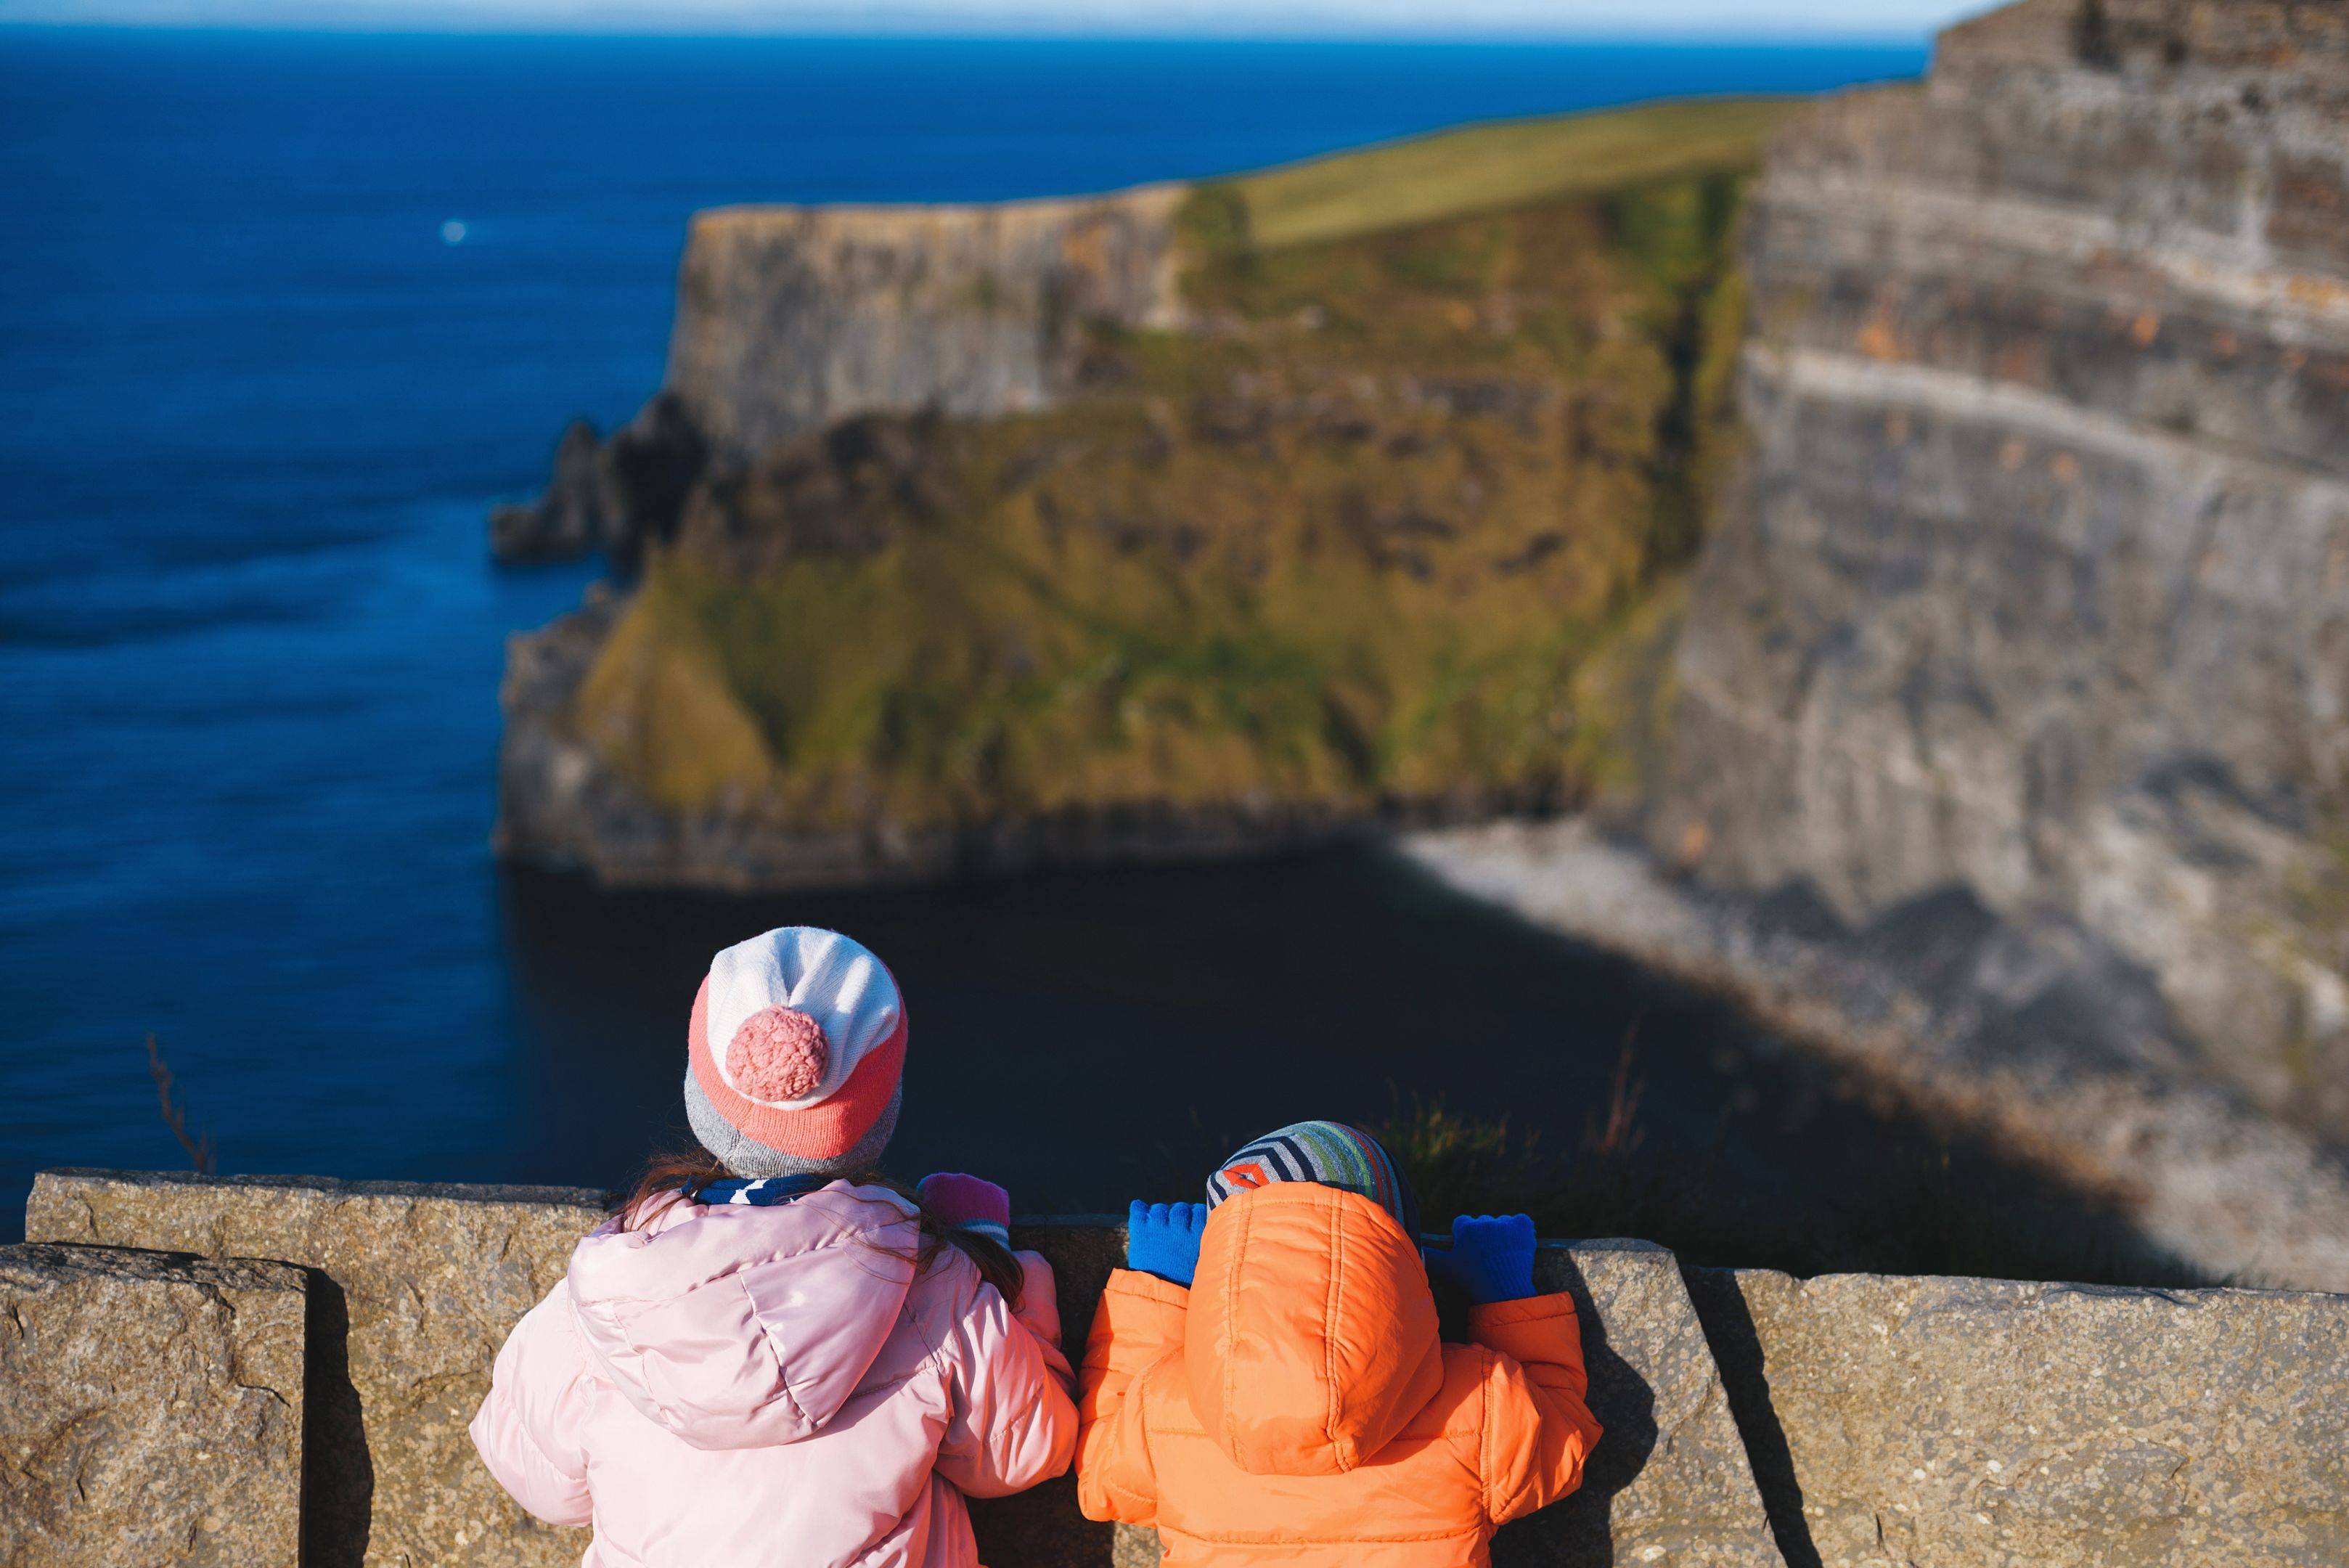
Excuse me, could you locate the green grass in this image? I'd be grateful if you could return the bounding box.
[1214,96,1799,253]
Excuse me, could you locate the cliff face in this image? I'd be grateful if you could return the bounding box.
[667,188,1189,463]
[490,187,1186,565]
[1658,0,2349,1132]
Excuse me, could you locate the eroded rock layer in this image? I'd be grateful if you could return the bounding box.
[1659,0,2349,1132]
[669,189,1189,463]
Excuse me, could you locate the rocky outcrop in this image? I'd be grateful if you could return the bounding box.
[669,188,1188,462]
[489,397,710,571]
[489,420,606,563]
[0,1243,306,1568]
[1690,1267,2349,1567]
[491,187,1186,564]
[489,146,1750,889]
[1654,0,2349,1138]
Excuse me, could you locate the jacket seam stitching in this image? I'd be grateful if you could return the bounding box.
[1220,1197,1249,1463]
[1479,1347,1498,1527]
[738,1272,818,1430]
[503,1389,587,1493]
[1172,1525,1488,1545]
[1323,1186,1347,1469]
[1135,1357,1161,1518]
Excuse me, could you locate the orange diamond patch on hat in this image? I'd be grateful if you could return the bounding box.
[1220,1161,1270,1192]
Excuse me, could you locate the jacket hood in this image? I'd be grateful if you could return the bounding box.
[564,1180,921,1450]
[1183,1182,1443,1476]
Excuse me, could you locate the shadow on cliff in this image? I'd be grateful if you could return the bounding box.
[494,841,2205,1289]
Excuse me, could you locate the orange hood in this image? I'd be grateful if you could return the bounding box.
[1182,1182,1444,1476]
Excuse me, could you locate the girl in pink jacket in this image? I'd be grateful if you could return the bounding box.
[470,926,1078,1568]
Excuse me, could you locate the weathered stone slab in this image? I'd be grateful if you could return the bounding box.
[1495,1241,1785,1567]
[1691,1268,2349,1568]
[25,1169,605,1568]
[0,1241,306,1568]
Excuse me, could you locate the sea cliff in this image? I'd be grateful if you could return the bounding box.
[1654,0,2349,1139]
[493,99,1785,886]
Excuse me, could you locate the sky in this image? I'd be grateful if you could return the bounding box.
[0,0,1996,39]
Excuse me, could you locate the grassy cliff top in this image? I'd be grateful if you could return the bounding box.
[569,96,1771,836]
[1217,96,1798,251]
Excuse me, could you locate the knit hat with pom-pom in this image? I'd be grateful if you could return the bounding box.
[682,927,908,1179]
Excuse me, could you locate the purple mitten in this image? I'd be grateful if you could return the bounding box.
[918,1172,1010,1246]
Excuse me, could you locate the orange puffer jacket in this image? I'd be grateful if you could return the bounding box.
[1075,1182,1601,1567]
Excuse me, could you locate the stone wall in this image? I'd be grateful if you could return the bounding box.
[12,1168,2348,1567]
[1655,0,2349,1134]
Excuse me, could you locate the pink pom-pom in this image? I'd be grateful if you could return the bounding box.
[729,1005,830,1101]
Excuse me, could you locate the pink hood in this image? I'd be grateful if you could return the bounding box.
[566,1185,922,1450]
[470,1182,1076,1568]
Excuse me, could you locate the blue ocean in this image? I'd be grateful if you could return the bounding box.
[0,28,1927,1232]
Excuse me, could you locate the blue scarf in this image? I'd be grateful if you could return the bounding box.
[695,1173,830,1207]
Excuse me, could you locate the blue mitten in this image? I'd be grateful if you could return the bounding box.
[1423,1213,1537,1304]
[1125,1200,1210,1287]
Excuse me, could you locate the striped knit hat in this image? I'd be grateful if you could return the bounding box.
[1206,1120,1418,1238]
[682,928,908,1180]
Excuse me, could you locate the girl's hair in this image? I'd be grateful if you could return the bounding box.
[614,1148,1028,1305]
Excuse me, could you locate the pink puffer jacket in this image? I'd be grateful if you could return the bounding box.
[470,1181,1077,1567]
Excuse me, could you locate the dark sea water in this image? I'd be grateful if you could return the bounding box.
[0,28,1929,1236]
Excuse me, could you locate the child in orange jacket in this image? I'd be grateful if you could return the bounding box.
[1075,1120,1601,1567]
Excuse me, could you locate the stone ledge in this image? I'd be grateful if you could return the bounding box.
[1688,1267,2349,1568]
[24,1171,1781,1568]
[22,1169,2349,1568]
[34,1164,611,1209]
